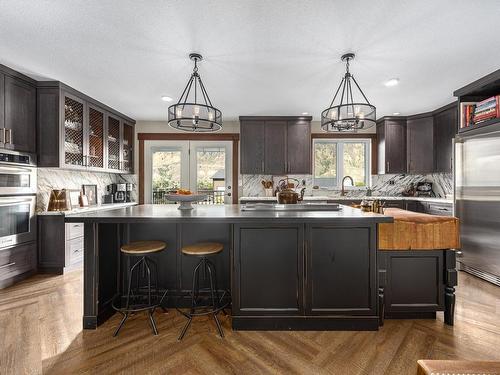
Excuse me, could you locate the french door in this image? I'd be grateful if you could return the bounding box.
[144,140,233,204]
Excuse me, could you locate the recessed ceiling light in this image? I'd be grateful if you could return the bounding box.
[393,112,401,115]
[161,96,173,102]
[384,78,400,87]
[301,112,309,115]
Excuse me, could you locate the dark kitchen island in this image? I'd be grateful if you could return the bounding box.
[65,204,392,331]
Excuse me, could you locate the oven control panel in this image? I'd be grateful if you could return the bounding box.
[0,152,31,164]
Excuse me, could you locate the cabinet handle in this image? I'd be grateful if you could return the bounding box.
[0,262,15,270]
[386,161,390,172]
[0,128,4,143]
[261,160,264,173]
[5,129,12,144]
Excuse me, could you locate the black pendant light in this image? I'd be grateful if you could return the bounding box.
[168,53,222,132]
[321,53,376,132]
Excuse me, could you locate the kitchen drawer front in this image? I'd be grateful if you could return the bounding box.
[66,222,84,240]
[66,237,84,264]
[0,242,36,281]
[426,202,453,216]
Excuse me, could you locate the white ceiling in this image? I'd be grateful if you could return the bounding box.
[1,0,499,122]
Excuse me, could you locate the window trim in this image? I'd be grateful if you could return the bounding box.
[312,138,371,190]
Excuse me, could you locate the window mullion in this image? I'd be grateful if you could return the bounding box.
[337,141,343,190]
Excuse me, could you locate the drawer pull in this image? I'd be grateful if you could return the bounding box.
[0,262,15,270]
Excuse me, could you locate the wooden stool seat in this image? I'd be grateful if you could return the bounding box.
[121,240,166,254]
[181,242,223,256]
[417,360,500,375]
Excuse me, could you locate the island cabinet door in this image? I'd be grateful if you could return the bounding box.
[305,225,377,316]
[232,224,304,315]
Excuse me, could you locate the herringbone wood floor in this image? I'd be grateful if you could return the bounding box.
[0,270,499,374]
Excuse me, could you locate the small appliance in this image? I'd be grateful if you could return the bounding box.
[415,182,434,197]
[107,183,127,203]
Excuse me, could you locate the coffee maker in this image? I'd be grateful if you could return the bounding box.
[106,183,127,203]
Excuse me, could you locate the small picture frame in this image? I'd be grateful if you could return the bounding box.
[68,189,81,208]
[82,184,98,206]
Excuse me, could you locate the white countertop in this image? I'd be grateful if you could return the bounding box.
[37,202,138,216]
[239,196,453,204]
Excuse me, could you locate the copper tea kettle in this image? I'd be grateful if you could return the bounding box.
[276,178,306,204]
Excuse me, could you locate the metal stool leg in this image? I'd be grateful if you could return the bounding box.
[206,261,224,338]
[178,258,203,341]
[113,312,129,337]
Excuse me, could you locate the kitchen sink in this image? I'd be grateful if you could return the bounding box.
[240,203,342,211]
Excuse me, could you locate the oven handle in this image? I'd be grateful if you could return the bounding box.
[0,165,35,174]
[0,198,35,207]
[0,262,16,270]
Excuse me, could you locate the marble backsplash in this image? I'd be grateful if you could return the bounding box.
[36,168,138,212]
[241,173,453,199]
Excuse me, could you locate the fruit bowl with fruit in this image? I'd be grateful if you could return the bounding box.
[164,189,207,210]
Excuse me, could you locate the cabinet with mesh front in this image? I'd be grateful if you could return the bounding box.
[37,81,135,173]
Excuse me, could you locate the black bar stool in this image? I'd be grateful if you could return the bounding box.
[177,242,230,340]
[112,240,167,336]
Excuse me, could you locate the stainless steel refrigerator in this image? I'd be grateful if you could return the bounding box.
[455,131,500,286]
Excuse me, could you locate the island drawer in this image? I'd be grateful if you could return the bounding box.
[67,237,84,265]
[66,223,84,240]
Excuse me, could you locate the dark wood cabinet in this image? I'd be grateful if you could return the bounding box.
[37,81,135,173]
[0,65,37,153]
[407,115,434,174]
[434,104,457,173]
[287,120,311,174]
[377,118,407,174]
[232,224,304,315]
[240,120,265,174]
[240,116,312,175]
[306,225,376,315]
[0,73,4,145]
[264,120,287,175]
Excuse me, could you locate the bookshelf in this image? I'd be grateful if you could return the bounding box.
[454,69,500,135]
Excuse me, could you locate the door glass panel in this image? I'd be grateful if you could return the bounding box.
[122,124,133,172]
[343,143,366,187]
[64,96,84,166]
[108,116,120,170]
[88,107,104,168]
[0,203,30,237]
[152,150,182,204]
[0,173,30,188]
[196,147,226,204]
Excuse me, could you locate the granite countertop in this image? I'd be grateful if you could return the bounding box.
[239,196,453,204]
[37,202,138,216]
[65,204,393,224]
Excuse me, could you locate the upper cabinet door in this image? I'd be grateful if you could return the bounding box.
[434,106,457,173]
[63,93,86,168]
[287,120,311,174]
[385,120,407,174]
[240,121,265,174]
[122,122,134,173]
[0,74,4,143]
[407,116,434,174]
[4,76,36,153]
[107,115,122,171]
[87,105,105,169]
[264,121,287,175]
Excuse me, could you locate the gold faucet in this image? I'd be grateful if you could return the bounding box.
[341,176,354,196]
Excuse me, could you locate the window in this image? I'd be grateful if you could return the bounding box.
[313,139,371,189]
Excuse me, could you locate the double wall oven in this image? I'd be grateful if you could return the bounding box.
[0,150,37,251]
